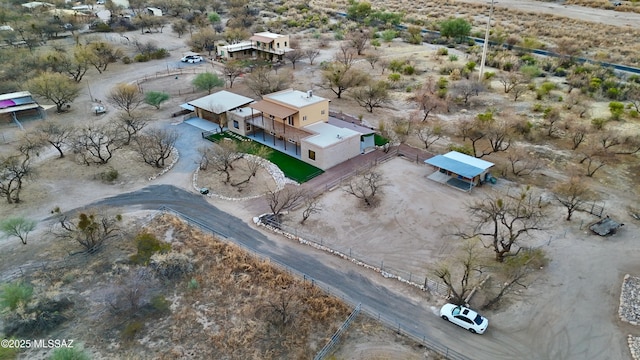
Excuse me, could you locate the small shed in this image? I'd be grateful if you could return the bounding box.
[184,90,254,127]
[590,216,623,236]
[424,151,494,191]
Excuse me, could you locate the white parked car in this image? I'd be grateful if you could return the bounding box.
[439,303,489,334]
[181,55,203,63]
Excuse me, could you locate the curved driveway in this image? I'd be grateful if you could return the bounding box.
[93,184,535,360]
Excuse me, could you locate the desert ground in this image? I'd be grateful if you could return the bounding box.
[2,3,640,358]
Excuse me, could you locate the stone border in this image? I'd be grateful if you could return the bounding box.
[629,335,640,360]
[148,147,179,181]
[619,274,640,325]
[192,154,298,201]
[253,215,448,298]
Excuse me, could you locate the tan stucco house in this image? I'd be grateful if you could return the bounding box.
[216,31,291,61]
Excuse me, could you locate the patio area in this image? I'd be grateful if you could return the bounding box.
[245,128,302,159]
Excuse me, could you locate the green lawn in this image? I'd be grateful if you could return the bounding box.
[374,134,389,146]
[206,132,323,183]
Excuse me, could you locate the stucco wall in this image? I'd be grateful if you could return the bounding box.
[301,134,361,170]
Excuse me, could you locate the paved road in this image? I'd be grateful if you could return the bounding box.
[92,184,535,360]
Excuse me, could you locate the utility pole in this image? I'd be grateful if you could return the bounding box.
[478,0,495,82]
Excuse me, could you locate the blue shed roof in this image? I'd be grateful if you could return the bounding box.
[425,155,492,179]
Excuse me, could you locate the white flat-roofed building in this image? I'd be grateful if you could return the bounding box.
[301,122,361,170]
[216,31,291,61]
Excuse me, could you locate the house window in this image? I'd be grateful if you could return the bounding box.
[277,43,280,48]
[246,123,251,131]
[288,116,294,125]
[233,120,239,129]
[321,110,325,115]
[285,41,288,47]
[303,115,307,121]
[229,52,233,58]
[308,150,316,160]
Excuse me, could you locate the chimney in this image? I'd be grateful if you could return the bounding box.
[307,90,313,98]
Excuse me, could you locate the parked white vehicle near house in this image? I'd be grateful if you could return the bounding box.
[439,303,489,334]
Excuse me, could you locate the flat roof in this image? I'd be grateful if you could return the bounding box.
[424,151,494,179]
[228,106,260,117]
[219,41,252,51]
[303,122,360,148]
[0,91,32,102]
[328,117,376,135]
[0,103,40,114]
[249,100,297,119]
[264,89,326,108]
[252,32,284,40]
[188,90,254,114]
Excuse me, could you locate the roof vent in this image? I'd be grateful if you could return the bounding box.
[307,90,313,98]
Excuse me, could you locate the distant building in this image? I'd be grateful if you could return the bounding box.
[145,7,162,16]
[21,1,54,9]
[216,31,291,61]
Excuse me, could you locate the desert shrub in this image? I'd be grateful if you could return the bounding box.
[629,110,639,118]
[532,103,544,112]
[333,30,344,40]
[130,233,171,265]
[520,65,541,79]
[4,298,73,337]
[591,117,607,130]
[477,110,494,122]
[402,65,415,75]
[449,68,462,81]
[0,282,33,311]
[437,47,449,56]
[122,56,131,64]
[606,87,620,100]
[448,54,458,62]
[150,295,171,313]
[370,39,380,48]
[439,66,454,75]
[609,101,625,120]
[520,54,536,65]
[121,320,144,340]
[484,71,495,80]
[513,119,534,135]
[448,143,474,155]
[465,61,476,72]
[149,251,193,279]
[151,48,169,59]
[50,346,90,360]
[554,67,568,77]
[389,59,405,72]
[187,278,199,290]
[98,167,118,182]
[388,73,401,82]
[0,345,19,360]
[94,23,112,33]
[134,54,149,62]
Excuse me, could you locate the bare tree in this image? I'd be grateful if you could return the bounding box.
[304,48,320,65]
[553,177,595,221]
[115,111,148,145]
[222,60,243,88]
[108,83,143,115]
[36,122,73,158]
[416,120,444,150]
[596,130,623,152]
[265,187,306,222]
[505,146,541,177]
[261,285,303,331]
[230,144,271,187]
[511,84,528,101]
[567,124,588,150]
[579,151,606,177]
[321,63,369,99]
[134,129,178,168]
[72,123,126,165]
[334,44,356,69]
[200,141,242,184]
[542,108,562,138]
[479,119,512,157]
[462,186,548,262]
[108,267,156,315]
[347,29,370,55]
[0,141,39,204]
[413,77,446,121]
[498,72,527,94]
[284,49,304,70]
[54,208,122,253]
[450,80,483,106]
[344,169,386,207]
[434,239,483,305]
[244,66,292,97]
[364,53,379,69]
[351,81,390,113]
[300,196,322,225]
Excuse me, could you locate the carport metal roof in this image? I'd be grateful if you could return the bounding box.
[424,151,494,179]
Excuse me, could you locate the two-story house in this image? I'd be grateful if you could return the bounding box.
[216,32,291,61]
